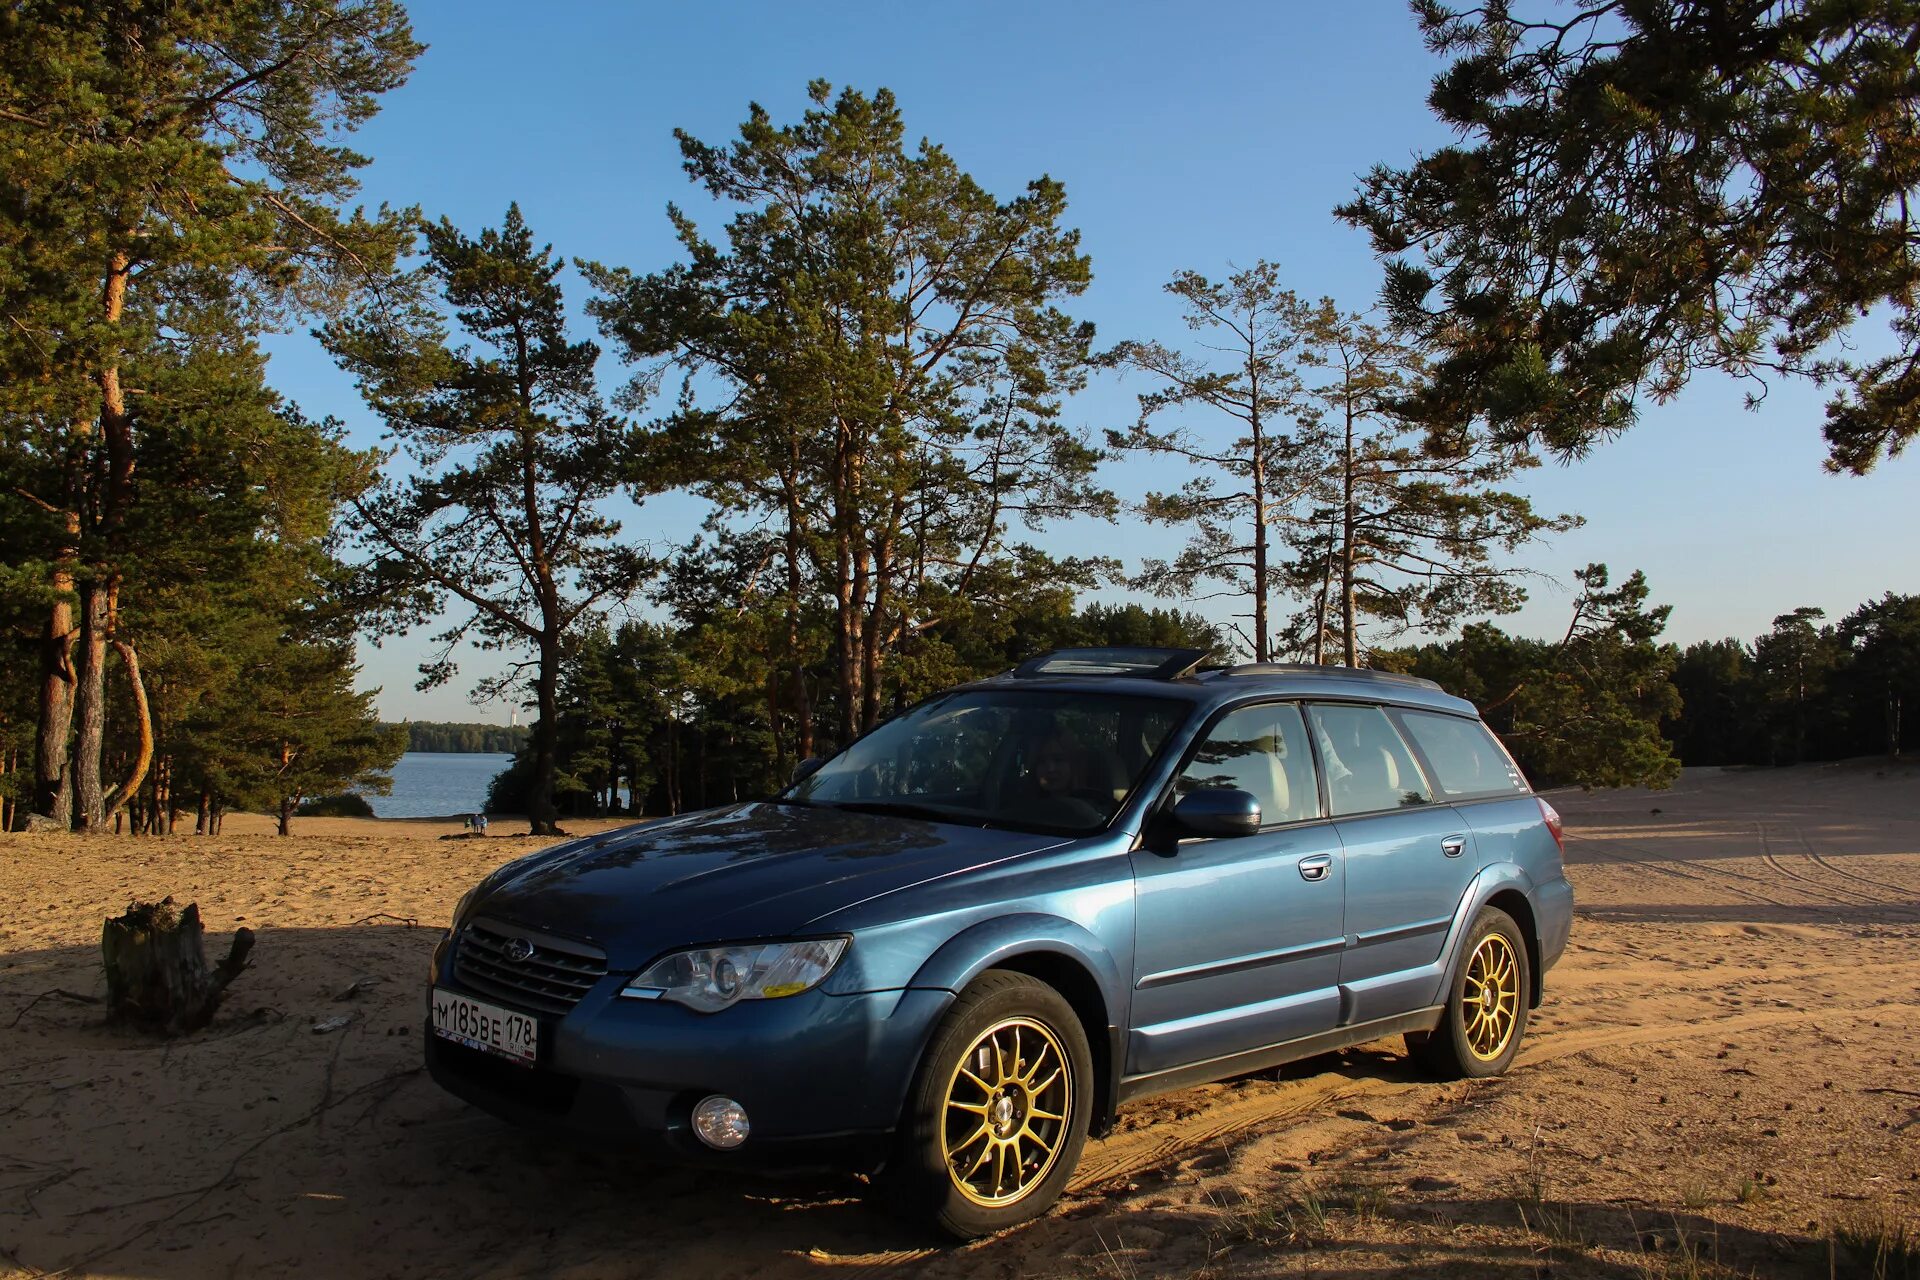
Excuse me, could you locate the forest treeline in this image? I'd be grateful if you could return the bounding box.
[392,723,529,755]
[483,582,1920,823]
[4,3,1915,833]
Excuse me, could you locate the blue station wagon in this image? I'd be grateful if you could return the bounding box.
[425,647,1573,1237]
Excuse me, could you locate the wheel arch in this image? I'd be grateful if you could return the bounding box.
[907,914,1127,1133]
[1482,885,1542,1008]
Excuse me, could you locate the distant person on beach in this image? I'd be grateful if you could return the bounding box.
[474,813,488,836]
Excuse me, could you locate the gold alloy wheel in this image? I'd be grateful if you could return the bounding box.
[1462,932,1521,1060]
[940,1016,1073,1207]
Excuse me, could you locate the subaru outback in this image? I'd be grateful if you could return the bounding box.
[425,647,1573,1237]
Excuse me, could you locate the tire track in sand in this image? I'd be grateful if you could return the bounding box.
[1565,832,1793,910]
[1062,999,1920,1208]
[1789,824,1920,902]
[1517,1000,1920,1068]
[1754,823,1897,911]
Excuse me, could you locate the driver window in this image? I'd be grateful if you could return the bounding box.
[1175,703,1320,827]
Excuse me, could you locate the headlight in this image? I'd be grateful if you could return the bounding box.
[621,938,849,1013]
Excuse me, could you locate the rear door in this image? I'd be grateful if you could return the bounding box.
[1127,701,1345,1077]
[1309,701,1479,1024]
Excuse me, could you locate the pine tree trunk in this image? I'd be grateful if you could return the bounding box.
[1311,529,1334,666]
[529,639,562,835]
[277,793,294,837]
[832,429,867,746]
[665,715,681,815]
[102,639,152,822]
[694,722,707,810]
[102,898,254,1035]
[766,669,785,772]
[784,482,814,761]
[71,580,109,828]
[1341,402,1359,668]
[71,253,138,832]
[33,561,78,823]
[1248,360,1270,664]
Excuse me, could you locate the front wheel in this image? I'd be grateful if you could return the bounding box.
[1406,906,1531,1078]
[877,970,1093,1238]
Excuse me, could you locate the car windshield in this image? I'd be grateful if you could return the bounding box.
[781,689,1190,834]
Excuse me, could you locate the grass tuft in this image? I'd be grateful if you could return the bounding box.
[1832,1210,1920,1280]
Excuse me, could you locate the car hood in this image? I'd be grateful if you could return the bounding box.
[464,801,1068,967]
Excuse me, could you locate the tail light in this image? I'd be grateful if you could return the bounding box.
[1538,797,1564,852]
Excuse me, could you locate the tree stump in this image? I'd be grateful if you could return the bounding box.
[101,897,255,1034]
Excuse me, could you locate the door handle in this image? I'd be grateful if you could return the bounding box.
[1299,854,1333,882]
[1441,835,1467,858]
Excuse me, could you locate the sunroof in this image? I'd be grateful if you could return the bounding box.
[1013,647,1212,680]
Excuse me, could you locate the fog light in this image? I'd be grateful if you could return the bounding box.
[691,1095,750,1149]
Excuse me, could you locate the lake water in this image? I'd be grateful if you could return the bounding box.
[369,752,514,819]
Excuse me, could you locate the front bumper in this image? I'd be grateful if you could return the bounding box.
[423,934,952,1174]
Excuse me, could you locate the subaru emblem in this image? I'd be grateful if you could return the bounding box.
[503,936,535,963]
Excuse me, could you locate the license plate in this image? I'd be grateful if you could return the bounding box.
[431,987,538,1066]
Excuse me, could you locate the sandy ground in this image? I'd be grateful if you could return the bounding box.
[2,765,1917,1279]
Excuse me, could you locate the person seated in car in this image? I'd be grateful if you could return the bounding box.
[1009,730,1107,829]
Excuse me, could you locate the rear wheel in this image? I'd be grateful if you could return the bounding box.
[1407,906,1530,1079]
[877,970,1093,1238]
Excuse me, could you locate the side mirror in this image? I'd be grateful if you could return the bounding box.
[1170,788,1262,838]
[790,757,826,785]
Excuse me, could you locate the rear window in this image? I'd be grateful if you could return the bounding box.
[1399,711,1528,798]
[1308,703,1434,816]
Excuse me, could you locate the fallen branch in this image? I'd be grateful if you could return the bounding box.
[6,989,101,1030]
[347,912,418,928]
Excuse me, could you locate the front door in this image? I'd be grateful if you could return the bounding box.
[1308,701,1480,1024]
[1128,701,1345,1077]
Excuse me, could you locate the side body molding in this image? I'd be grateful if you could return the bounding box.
[1336,860,1538,1027]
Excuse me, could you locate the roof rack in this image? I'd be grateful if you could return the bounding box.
[1012,646,1213,681]
[1203,662,1443,691]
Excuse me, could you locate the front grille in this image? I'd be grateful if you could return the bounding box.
[455,920,607,1016]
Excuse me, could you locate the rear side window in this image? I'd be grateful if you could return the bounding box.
[1399,710,1528,798]
[1308,703,1434,816]
[1175,702,1321,826]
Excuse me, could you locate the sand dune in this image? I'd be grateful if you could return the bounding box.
[2,764,1916,1278]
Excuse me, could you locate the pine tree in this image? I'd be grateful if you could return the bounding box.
[1754,607,1843,764]
[0,0,420,827]
[585,82,1106,745]
[197,639,404,835]
[1283,305,1579,666]
[1836,593,1920,756]
[324,207,655,835]
[1338,1,1920,471]
[1380,564,1683,788]
[1668,639,1765,767]
[1110,263,1322,662]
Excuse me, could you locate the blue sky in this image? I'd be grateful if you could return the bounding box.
[261,0,1917,723]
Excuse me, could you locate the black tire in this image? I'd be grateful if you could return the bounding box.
[1406,906,1531,1079]
[876,969,1094,1239]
